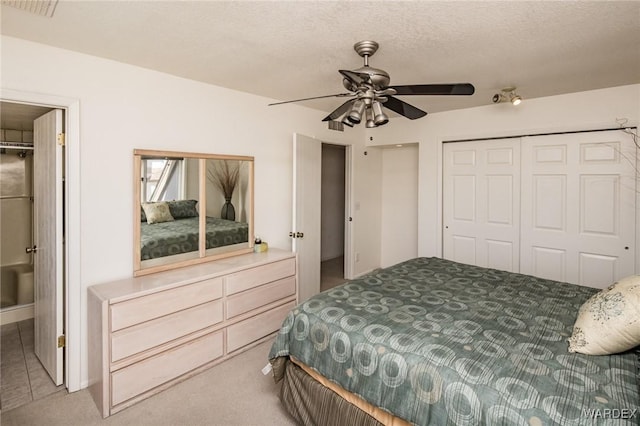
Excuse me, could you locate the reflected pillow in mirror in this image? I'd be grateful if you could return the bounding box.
[142,202,175,224]
[141,207,147,222]
[568,275,640,355]
[167,199,198,219]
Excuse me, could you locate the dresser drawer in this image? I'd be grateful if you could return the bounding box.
[227,301,295,352]
[111,331,223,406]
[225,258,295,295]
[110,277,222,331]
[111,300,223,363]
[226,276,295,320]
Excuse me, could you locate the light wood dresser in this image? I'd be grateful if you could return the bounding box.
[88,249,297,418]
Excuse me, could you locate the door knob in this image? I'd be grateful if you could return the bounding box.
[26,245,38,253]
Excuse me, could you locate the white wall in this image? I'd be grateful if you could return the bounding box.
[351,145,383,275]
[380,144,419,268]
[1,36,382,389]
[368,84,640,258]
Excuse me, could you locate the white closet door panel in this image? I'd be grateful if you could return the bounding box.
[532,175,566,231]
[579,253,617,286]
[520,130,636,288]
[487,175,513,225]
[530,246,567,282]
[580,174,617,234]
[486,240,515,271]
[452,175,476,221]
[443,139,520,271]
[451,235,476,265]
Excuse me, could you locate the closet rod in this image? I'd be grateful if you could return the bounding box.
[0,142,33,149]
[0,195,33,200]
[445,126,637,144]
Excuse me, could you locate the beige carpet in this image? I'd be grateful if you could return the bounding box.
[321,256,346,292]
[1,339,297,426]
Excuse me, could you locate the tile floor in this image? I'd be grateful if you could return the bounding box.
[0,319,65,413]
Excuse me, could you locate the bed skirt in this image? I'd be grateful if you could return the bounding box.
[275,357,412,426]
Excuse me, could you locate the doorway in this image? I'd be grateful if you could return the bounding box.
[292,134,353,302]
[0,101,66,410]
[320,143,346,291]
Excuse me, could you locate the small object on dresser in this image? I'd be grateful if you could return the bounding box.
[254,236,267,252]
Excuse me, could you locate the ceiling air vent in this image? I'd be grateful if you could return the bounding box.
[328,121,344,132]
[2,0,58,17]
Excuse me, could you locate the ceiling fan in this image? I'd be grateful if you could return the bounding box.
[268,40,475,128]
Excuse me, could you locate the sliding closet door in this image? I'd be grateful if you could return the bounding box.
[520,130,636,288]
[443,139,521,272]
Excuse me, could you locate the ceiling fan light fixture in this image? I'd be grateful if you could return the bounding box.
[341,115,354,127]
[347,99,365,124]
[510,94,522,106]
[364,107,376,128]
[372,101,389,126]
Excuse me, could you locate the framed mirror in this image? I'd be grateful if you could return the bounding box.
[133,149,254,276]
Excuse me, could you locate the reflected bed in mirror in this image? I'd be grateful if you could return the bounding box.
[134,149,254,276]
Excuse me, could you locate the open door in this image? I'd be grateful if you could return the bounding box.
[292,134,322,303]
[33,109,64,385]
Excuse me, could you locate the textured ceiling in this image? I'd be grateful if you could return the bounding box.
[2,1,639,121]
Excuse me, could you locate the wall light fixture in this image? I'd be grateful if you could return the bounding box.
[492,87,522,106]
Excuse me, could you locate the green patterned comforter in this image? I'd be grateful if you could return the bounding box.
[269,257,640,425]
[140,216,248,260]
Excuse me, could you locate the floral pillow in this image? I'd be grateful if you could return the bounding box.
[568,275,640,355]
[141,202,175,224]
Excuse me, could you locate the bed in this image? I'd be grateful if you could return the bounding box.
[140,216,249,260]
[269,257,640,425]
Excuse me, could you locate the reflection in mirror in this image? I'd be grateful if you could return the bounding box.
[134,150,254,276]
[139,156,200,265]
[204,159,251,255]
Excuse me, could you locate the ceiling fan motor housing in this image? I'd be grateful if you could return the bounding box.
[354,66,390,89]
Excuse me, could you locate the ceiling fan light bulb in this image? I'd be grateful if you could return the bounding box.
[511,95,522,106]
[366,119,376,128]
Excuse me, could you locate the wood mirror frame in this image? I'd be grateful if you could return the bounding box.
[133,149,254,276]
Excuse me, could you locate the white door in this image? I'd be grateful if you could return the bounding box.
[293,134,322,303]
[520,130,636,288]
[33,109,64,385]
[443,139,521,272]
